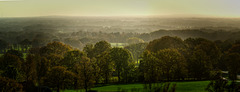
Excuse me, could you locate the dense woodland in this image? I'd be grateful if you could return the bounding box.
[1,17,240,92]
[0,34,240,92]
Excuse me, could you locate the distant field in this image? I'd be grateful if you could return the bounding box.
[63,81,210,92]
[110,43,128,48]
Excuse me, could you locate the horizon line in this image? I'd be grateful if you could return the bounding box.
[0,14,240,19]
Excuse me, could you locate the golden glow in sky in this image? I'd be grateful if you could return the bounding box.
[0,0,240,17]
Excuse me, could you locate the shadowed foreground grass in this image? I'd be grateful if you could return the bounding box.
[63,81,210,92]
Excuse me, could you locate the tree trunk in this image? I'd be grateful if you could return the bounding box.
[57,85,60,92]
[85,88,88,92]
[105,72,108,84]
[118,70,120,83]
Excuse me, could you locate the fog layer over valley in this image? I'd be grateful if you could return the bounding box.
[1,16,240,92]
[1,16,240,50]
[1,16,240,33]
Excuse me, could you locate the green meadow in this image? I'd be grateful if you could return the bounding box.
[63,81,210,92]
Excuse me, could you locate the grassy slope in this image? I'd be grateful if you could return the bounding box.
[63,81,210,92]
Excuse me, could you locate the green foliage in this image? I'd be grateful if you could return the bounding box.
[206,72,228,92]
[206,71,240,92]
[109,47,133,83]
[140,51,160,84]
[43,66,75,92]
[5,49,24,60]
[124,43,148,63]
[228,44,240,54]
[146,36,186,52]
[0,76,23,92]
[23,54,37,83]
[224,53,240,81]
[74,56,95,92]
[61,50,86,71]
[96,52,113,84]
[0,51,24,81]
[185,38,221,79]
[156,49,186,81]
[140,49,187,84]
[93,40,111,57]
[39,41,72,56]
[83,44,95,59]
[64,38,84,49]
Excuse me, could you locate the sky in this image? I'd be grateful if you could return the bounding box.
[0,0,240,17]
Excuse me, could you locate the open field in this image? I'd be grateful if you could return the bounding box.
[110,43,128,48]
[63,81,210,92]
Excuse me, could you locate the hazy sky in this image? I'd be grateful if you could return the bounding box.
[0,0,240,17]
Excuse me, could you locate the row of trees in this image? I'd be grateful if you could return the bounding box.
[139,36,240,90]
[0,36,240,92]
[0,41,135,92]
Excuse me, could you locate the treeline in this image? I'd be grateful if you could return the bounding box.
[1,28,240,51]
[0,36,240,92]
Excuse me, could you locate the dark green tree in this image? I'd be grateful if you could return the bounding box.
[43,66,75,92]
[146,36,186,53]
[109,48,132,83]
[74,56,94,92]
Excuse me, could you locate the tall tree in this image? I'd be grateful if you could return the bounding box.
[185,38,221,79]
[156,49,186,81]
[23,54,37,91]
[43,66,75,92]
[109,48,132,83]
[0,51,23,81]
[188,48,212,80]
[224,44,240,81]
[74,56,94,92]
[139,51,160,89]
[97,52,113,84]
[224,53,240,81]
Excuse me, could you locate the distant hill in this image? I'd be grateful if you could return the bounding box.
[1,16,240,33]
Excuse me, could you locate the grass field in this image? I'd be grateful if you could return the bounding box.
[62,81,210,92]
[110,43,128,48]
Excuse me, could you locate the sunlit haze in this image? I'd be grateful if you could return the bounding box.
[0,0,240,17]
